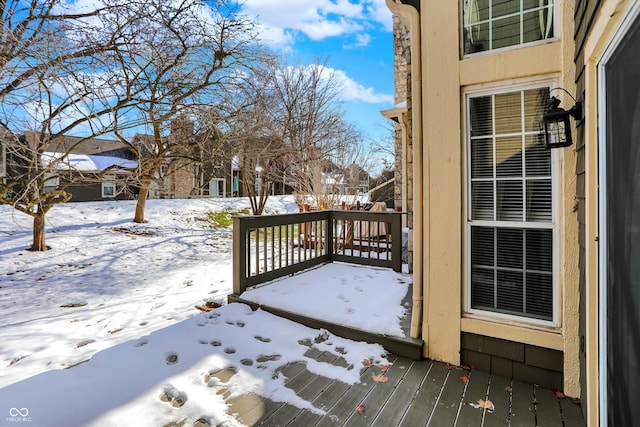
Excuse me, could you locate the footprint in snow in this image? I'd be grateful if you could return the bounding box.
[224,348,236,354]
[134,337,149,347]
[159,385,187,408]
[256,354,281,363]
[254,335,271,343]
[204,367,238,385]
[165,352,179,365]
[210,340,222,347]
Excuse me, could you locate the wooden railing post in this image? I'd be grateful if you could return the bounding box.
[233,216,247,295]
[327,212,334,260]
[391,212,402,272]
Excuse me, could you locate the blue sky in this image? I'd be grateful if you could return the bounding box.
[238,0,396,146]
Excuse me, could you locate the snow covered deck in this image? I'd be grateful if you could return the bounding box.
[229,262,423,359]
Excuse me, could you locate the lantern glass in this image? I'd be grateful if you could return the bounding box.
[543,110,572,149]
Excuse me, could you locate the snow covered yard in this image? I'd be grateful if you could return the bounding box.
[0,197,403,426]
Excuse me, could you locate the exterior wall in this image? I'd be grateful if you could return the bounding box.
[392,0,582,395]
[574,0,603,421]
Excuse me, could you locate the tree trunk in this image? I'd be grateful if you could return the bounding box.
[31,212,47,251]
[134,184,149,223]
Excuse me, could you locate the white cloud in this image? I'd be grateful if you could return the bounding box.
[320,66,393,104]
[241,0,392,49]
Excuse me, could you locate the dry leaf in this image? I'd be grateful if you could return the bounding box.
[478,399,495,411]
[552,390,566,399]
[460,375,469,384]
[379,364,390,372]
[504,386,513,393]
[356,404,365,414]
[446,363,452,370]
[362,359,374,367]
[462,365,473,371]
[372,374,389,383]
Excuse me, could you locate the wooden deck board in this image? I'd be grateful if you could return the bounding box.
[427,366,468,426]
[534,384,563,426]
[398,361,449,427]
[338,358,406,427]
[455,369,490,426]
[372,358,432,426]
[313,362,385,427]
[509,380,537,426]
[560,398,586,426]
[483,372,512,425]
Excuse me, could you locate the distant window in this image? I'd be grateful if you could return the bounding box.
[463,0,554,55]
[102,178,116,198]
[43,175,59,193]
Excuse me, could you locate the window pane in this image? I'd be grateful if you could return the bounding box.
[497,270,524,312]
[523,88,550,132]
[470,96,493,136]
[497,228,523,269]
[495,92,522,134]
[525,136,551,176]
[526,272,553,318]
[472,227,494,266]
[464,23,490,54]
[496,136,522,177]
[471,266,495,310]
[493,15,520,50]
[526,228,553,271]
[526,179,552,222]
[496,180,523,221]
[492,0,519,18]
[471,138,493,178]
[472,181,494,220]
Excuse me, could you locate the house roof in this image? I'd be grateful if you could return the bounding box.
[42,152,137,172]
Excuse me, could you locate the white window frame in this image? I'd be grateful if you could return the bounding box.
[43,175,59,193]
[209,178,225,198]
[102,176,116,198]
[463,78,560,327]
[462,0,558,57]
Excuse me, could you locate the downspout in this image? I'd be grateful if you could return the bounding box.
[385,0,425,341]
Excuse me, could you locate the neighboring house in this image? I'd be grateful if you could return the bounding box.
[3,132,137,202]
[384,0,639,425]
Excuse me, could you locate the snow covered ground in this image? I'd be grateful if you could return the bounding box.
[0,196,406,426]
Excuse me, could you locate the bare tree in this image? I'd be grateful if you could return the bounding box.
[0,0,149,250]
[107,0,259,223]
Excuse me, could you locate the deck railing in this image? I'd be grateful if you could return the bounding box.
[233,210,403,294]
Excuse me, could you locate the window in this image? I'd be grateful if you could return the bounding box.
[463,0,554,55]
[43,175,59,193]
[209,178,225,198]
[467,86,555,322]
[102,177,116,198]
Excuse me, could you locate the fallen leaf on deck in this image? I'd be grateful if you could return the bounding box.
[462,365,473,371]
[379,364,389,372]
[478,399,494,411]
[446,363,452,370]
[460,375,469,384]
[552,390,566,399]
[356,404,365,414]
[372,374,388,383]
[505,386,513,393]
[362,359,374,367]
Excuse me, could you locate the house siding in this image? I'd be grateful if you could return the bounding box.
[573,0,602,416]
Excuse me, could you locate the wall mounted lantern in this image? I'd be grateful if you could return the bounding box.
[542,92,583,149]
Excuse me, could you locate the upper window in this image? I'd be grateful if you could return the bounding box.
[467,86,556,322]
[463,0,554,55]
[102,177,116,198]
